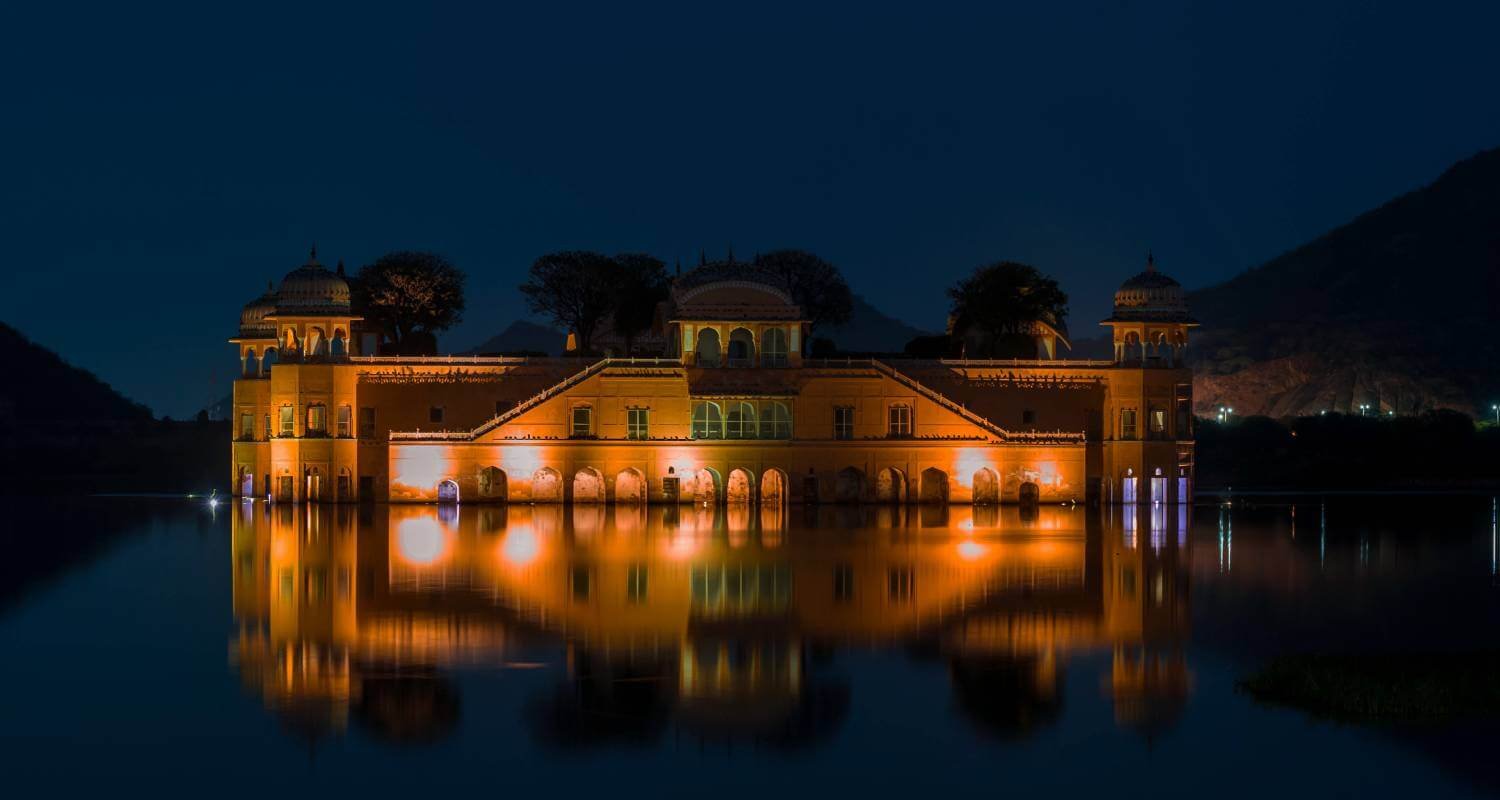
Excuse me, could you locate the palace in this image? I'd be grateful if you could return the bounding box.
[229,252,1197,505]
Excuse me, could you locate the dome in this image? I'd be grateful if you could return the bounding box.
[1106,256,1196,324]
[238,283,279,338]
[275,247,351,314]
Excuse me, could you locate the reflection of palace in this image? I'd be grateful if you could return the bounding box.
[230,253,1196,505]
[230,502,1191,745]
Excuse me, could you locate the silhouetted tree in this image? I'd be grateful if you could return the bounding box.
[947,261,1068,358]
[353,251,466,356]
[520,251,618,355]
[610,253,670,354]
[752,250,854,341]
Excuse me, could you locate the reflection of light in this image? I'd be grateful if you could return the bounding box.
[397,516,448,565]
[664,531,701,560]
[956,540,988,561]
[501,527,540,566]
[392,446,447,491]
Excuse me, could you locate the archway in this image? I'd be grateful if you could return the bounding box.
[242,349,257,377]
[337,467,352,501]
[238,466,253,496]
[759,468,788,508]
[726,468,755,504]
[1121,468,1138,504]
[1018,481,1040,507]
[973,468,1000,505]
[727,327,755,366]
[693,468,721,505]
[875,467,907,504]
[920,468,950,504]
[331,328,347,357]
[305,467,323,502]
[761,328,789,367]
[695,328,721,367]
[615,468,647,504]
[261,347,278,374]
[835,467,865,503]
[1150,467,1168,505]
[479,466,508,501]
[306,327,326,358]
[437,479,459,504]
[572,468,605,504]
[532,467,563,503]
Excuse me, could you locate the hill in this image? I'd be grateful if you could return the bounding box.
[464,320,565,356]
[0,321,152,423]
[820,294,932,353]
[1188,147,1500,417]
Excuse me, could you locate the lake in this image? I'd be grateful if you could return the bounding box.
[1,495,1497,797]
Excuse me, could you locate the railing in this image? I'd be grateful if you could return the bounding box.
[391,358,613,442]
[871,359,1087,445]
[350,354,534,365]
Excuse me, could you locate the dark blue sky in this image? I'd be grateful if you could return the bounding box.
[3,0,1498,417]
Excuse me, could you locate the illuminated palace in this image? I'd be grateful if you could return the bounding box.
[230,252,1197,505]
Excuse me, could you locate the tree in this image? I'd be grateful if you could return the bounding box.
[353,251,466,356]
[519,251,619,355]
[752,250,854,339]
[947,261,1068,358]
[610,253,670,354]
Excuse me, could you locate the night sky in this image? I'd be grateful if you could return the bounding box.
[3,1,1498,417]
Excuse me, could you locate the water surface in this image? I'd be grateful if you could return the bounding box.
[1,496,1497,797]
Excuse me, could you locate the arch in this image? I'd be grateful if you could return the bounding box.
[919,468,950,504]
[260,347,278,374]
[759,468,788,508]
[835,467,865,503]
[761,401,792,439]
[531,467,563,503]
[726,468,756,504]
[695,327,722,367]
[973,468,1000,504]
[1150,467,1168,505]
[436,479,459,504]
[305,467,323,502]
[242,348,257,377]
[283,327,299,352]
[692,401,724,439]
[306,327,326,358]
[1121,468,1138,504]
[614,468,647,504]
[693,468,721,505]
[330,328,348,357]
[875,467,907,504]
[761,327,789,367]
[727,327,755,366]
[726,401,757,439]
[572,467,605,504]
[479,466,508,501]
[1018,481,1040,507]
[238,465,253,496]
[338,466,352,501]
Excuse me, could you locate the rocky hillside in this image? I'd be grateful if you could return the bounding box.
[1188,147,1500,418]
[0,321,152,423]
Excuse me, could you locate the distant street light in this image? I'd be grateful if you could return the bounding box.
[1492,403,1498,425]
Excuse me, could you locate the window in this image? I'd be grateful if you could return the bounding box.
[627,564,648,604]
[833,406,854,440]
[570,406,593,438]
[263,414,271,439]
[1120,408,1138,440]
[279,406,295,437]
[239,413,254,440]
[762,327,789,367]
[627,407,649,440]
[761,402,792,439]
[1022,409,1036,425]
[429,406,444,424]
[727,401,757,439]
[306,404,327,434]
[691,401,723,439]
[359,407,375,438]
[1150,407,1167,438]
[337,405,351,438]
[887,404,913,438]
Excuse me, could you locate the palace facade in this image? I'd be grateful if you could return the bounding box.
[230,252,1197,505]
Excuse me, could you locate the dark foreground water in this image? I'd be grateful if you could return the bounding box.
[2,495,1498,797]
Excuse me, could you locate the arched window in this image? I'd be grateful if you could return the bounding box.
[761,401,792,439]
[727,328,755,367]
[762,327,789,367]
[696,328,721,367]
[306,327,326,358]
[261,347,278,374]
[692,401,723,439]
[331,328,347,357]
[726,401,757,438]
[242,348,257,377]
